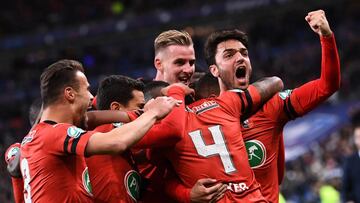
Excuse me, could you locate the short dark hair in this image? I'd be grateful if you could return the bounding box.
[194,72,220,101]
[40,59,84,108]
[96,75,144,110]
[204,29,248,66]
[143,81,169,102]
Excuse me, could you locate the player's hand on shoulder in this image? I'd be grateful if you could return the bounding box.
[305,9,332,37]
[190,178,227,203]
[144,96,182,120]
[161,82,195,96]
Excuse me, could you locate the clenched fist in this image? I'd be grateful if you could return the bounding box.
[305,10,332,37]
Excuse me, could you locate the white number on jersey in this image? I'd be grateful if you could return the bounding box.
[188,125,236,173]
[21,158,32,203]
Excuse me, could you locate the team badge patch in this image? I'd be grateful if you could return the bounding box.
[6,146,20,161]
[229,89,244,93]
[67,126,85,138]
[82,167,93,196]
[112,122,124,128]
[124,170,141,201]
[278,89,293,100]
[245,140,266,168]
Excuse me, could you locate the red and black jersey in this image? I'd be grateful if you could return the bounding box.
[86,123,141,203]
[20,120,94,203]
[166,86,265,202]
[5,143,24,203]
[242,33,340,203]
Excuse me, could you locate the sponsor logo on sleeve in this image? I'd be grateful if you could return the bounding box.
[21,130,36,146]
[67,126,85,138]
[124,170,141,201]
[245,140,266,168]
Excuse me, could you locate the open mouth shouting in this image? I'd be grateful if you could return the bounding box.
[235,66,247,83]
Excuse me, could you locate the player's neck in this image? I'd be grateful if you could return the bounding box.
[219,82,229,94]
[40,104,75,124]
[154,72,164,81]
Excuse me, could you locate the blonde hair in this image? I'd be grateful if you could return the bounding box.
[154,30,193,55]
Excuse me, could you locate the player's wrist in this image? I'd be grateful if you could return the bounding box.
[143,108,161,120]
[320,29,332,38]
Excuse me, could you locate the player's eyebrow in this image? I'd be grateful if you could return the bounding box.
[223,47,247,53]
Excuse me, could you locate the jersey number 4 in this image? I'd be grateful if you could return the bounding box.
[188,125,236,173]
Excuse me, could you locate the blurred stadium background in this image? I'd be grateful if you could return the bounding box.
[0,0,359,202]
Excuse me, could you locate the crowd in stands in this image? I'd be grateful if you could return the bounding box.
[0,0,359,202]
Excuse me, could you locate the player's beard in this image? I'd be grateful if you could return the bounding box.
[217,66,236,91]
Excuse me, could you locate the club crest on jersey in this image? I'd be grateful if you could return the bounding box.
[245,140,266,168]
[124,170,141,201]
[67,126,85,138]
[82,167,93,196]
[112,122,124,128]
[278,89,293,100]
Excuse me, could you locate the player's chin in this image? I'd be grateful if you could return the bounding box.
[235,80,249,90]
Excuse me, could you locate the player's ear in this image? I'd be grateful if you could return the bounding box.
[110,101,123,111]
[154,57,163,72]
[209,64,219,78]
[64,87,76,102]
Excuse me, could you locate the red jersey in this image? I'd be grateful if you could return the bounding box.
[86,123,141,203]
[242,34,340,203]
[20,120,94,203]
[5,143,24,203]
[166,86,265,202]
[134,86,187,203]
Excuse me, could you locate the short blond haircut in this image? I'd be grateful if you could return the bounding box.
[154,30,193,55]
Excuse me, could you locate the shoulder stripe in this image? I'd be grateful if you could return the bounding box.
[63,136,70,154]
[283,98,298,120]
[236,92,245,114]
[243,90,253,118]
[287,98,298,118]
[71,137,81,154]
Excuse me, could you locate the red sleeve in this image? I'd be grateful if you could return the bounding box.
[134,86,186,148]
[264,34,340,122]
[44,124,94,156]
[5,143,24,203]
[11,177,24,203]
[289,33,340,117]
[221,85,261,119]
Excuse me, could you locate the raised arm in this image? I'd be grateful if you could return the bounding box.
[281,10,340,120]
[85,96,181,156]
